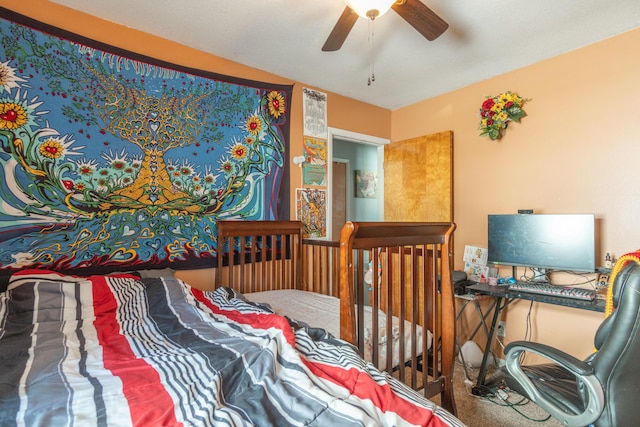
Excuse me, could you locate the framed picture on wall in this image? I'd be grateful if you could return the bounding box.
[354,170,377,198]
[295,188,327,238]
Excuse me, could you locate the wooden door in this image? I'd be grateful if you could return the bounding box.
[381,131,453,322]
[384,131,452,222]
[332,161,347,240]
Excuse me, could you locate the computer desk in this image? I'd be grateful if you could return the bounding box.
[464,282,606,394]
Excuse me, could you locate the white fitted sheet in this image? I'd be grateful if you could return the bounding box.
[245,289,432,369]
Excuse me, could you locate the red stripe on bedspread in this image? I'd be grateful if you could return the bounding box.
[192,286,444,426]
[191,288,296,346]
[304,356,447,427]
[91,275,181,427]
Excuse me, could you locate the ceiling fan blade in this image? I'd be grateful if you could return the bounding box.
[322,6,359,51]
[392,0,448,41]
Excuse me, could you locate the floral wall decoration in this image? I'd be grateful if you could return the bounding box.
[478,91,528,140]
[0,9,292,276]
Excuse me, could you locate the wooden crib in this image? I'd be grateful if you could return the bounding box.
[215,219,457,415]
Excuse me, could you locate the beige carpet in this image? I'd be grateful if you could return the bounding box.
[429,362,563,427]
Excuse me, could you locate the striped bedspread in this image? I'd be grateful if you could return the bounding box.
[0,270,465,427]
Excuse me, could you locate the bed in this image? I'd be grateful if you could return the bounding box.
[216,220,458,415]
[0,220,462,426]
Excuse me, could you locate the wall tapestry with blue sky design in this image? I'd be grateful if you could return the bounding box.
[0,9,292,276]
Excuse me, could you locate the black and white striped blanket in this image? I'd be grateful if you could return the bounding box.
[0,270,464,427]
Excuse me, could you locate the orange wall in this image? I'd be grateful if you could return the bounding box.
[0,0,390,290]
[0,0,391,224]
[4,0,638,358]
[393,28,640,359]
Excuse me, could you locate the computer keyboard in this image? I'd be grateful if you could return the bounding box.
[507,281,596,301]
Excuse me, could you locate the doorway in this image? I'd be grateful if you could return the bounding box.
[327,128,389,240]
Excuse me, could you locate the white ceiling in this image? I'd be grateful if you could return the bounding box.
[51,0,640,110]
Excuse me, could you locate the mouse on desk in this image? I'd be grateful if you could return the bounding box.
[454,280,478,295]
[506,277,517,284]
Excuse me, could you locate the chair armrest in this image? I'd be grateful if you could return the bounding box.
[505,341,593,376]
[504,341,604,427]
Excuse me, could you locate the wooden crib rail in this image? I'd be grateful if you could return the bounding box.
[338,221,457,412]
[301,237,341,297]
[216,220,304,293]
[216,220,342,296]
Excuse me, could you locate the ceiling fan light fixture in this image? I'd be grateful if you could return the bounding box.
[345,0,397,19]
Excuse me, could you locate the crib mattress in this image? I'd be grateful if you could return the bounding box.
[246,289,432,369]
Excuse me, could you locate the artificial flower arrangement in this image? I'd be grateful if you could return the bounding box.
[478,91,528,140]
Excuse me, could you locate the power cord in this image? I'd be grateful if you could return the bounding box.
[519,300,534,365]
[489,318,552,423]
[481,383,552,423]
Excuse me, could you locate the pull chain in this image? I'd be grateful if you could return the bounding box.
[367,17,375,86]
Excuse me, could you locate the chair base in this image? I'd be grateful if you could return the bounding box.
[475,365,586,416]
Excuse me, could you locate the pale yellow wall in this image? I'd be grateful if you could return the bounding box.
[392,28,640,360]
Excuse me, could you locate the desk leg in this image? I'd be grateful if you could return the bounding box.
[455,299,472,381]
[469,298,497,342]
[473,296,504,393]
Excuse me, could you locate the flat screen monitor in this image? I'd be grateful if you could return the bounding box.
[487,214,595,272]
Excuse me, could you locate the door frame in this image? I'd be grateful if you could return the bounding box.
[327,127,389,240]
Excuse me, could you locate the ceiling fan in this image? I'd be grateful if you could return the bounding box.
[322,0,448,52]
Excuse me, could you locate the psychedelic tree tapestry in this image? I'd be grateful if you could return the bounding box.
[0,9,292,276]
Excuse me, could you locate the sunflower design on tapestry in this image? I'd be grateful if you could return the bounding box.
[0,16,291,272]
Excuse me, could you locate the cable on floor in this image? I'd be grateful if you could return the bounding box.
[458,360,553,423]
[483,386,552,423]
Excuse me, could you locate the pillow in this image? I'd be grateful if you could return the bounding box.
[133,268,176,278]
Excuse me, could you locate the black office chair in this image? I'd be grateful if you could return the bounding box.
[503,261,640,427]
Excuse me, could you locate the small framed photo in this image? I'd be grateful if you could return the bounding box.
[354,170,377,198]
